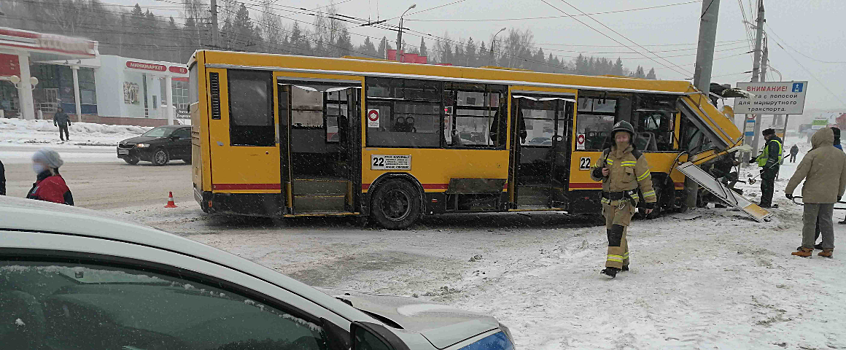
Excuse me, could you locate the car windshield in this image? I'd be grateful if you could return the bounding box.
[142,127,172,138]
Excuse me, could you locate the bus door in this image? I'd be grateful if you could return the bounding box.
[206,69,282,215]
[278,80,361,215]
[511,94,574,209]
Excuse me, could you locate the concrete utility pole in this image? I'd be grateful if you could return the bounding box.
[210,0,219,48]
[693,0,720,94]
[687,0,720,209]
[490,27,506,66]
[396,4,416,62]
[743,0,765,165]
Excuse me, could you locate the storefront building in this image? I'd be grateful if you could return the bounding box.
[0,27,189,126]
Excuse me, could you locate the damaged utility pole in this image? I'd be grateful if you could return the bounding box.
[688,0,721,209]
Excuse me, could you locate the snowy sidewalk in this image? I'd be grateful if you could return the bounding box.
[0,118,149,148]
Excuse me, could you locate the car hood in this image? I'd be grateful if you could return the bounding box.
[120,136,159,145]
[334,291,500,349]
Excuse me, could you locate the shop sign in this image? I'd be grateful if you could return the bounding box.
[126,61,167,72]
[0,54,20,76]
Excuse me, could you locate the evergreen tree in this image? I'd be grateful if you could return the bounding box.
[478,41,488,66]
[635,66,646,78]
[336,28,353,57]
[465,38,477,67]
[378,36,389,59]
[289,22,303,54]
[419,37,428,58]
[612,58,624,76]
[575,54,587,74]
[646,68,657,80]
[533,48,545,72]
[454,40,465,66]
[360,37,378,58]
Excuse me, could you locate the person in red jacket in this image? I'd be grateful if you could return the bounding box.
[26,148,73,205]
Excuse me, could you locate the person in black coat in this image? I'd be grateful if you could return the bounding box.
[789,144,799,163]
[0,159,5,195]
[53,107,71,141]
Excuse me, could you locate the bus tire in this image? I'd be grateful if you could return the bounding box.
[638,174,668,220]
[370,178,421,230]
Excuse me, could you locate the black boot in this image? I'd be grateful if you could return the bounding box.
[621,265,629,272]
[814,243,824,250]
[601,267,620,278]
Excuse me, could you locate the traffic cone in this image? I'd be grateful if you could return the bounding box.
[165,192,178,208]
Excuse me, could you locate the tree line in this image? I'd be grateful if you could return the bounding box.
[0,0,657,78]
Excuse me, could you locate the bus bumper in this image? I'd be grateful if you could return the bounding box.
[195,189,284,216]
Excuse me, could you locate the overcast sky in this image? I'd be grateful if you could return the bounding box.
[128,0,846,112]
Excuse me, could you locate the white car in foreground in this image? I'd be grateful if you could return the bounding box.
[0,197,514,350]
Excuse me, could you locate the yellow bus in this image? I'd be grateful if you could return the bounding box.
[189,50,742,229]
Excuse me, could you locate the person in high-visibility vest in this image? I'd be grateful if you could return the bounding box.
[749,128,783,208]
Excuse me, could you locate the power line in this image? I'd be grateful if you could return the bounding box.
[407,0,701,23]
[535,39,747,48]
[765,24,846,64]
[766,34,846,109]
[735,0,755,50]
[556,0,696,77]
[651,50,751,71]
[383,0,469,21]
[541,41,749,57]
[539,0,690,77]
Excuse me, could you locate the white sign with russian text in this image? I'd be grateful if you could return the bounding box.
[733,81,808,115]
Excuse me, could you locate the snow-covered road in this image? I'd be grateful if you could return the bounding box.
[5,117,841,348]
[104,154,846,349]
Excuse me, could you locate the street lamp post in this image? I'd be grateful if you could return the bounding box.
[489,27,506,66]
[396,4,416,62]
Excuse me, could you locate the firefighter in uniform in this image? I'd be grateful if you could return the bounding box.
[591,121,657,278]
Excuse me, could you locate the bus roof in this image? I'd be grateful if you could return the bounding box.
[196,50,698,96]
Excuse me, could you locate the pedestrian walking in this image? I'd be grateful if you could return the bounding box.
[590,121,656,278]
[53,107,71,141]
[789,144,799,163]
[26,148,73,205]
[749,128,782,208]
[786,128,846,258]
[0,159,5,195]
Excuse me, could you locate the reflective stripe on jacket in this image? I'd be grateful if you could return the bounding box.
[590,145,657,203]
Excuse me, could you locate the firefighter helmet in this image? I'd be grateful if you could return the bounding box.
[611,120,636,138]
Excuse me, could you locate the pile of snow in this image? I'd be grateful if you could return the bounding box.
[0,118,151,146]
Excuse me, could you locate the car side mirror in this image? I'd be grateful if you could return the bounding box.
[170,135,180,140]
[351,322,410,350]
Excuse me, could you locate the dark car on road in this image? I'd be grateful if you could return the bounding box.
[117,125,192,165]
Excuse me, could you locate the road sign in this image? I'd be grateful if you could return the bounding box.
[576,133,586,150]
[367,109,379,128]
[811,118,828,130]
[744,119,755,137]
[734,81,808,115]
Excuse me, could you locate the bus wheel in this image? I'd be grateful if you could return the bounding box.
[640,175,669,220]
[371,179,421,230]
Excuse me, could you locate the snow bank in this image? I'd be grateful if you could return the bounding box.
[0,118,151,147]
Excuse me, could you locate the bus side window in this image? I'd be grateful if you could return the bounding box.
[445,82,506,149]
[227,70,274,146]
[633,94,676,151]
[576,97,616,150]
[365,78,440,148]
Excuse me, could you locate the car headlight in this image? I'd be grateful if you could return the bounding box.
[136,143,150,148]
